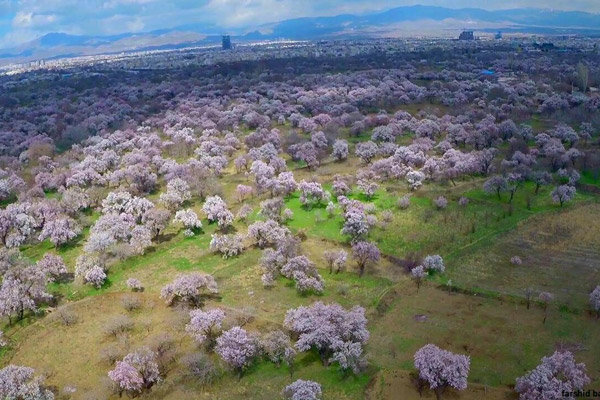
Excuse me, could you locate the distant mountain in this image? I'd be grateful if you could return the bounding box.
[2,5,600,65]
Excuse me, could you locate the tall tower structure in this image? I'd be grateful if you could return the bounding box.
[222,35,232,50]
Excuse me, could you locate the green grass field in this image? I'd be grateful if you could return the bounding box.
[3,120,600,399]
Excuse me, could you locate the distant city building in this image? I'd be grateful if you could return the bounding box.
[222,35,232,50]
[459,30,475,41]
[495,31,503,39]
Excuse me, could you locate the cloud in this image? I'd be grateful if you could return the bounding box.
[13,12,57,28]
[102,0,160,10]
[1,0,599,48]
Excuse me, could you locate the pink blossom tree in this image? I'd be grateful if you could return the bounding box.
[173,209,202,235]
[355,141,378,164]
[160,273,218,307]
[352,241,380,277]
[551,185,576,207]
[423,255,445,274]
[0,365,54,399]
[341,203,369,241]
[142,208,171,238]
[109,348,160,397]
[298,181,330,209]
[261,330,294,367]
[590,285,600,319]
[210,234,244,258]
[332,140,349,161]
[247,220,290,248]
[186,308,226,349]
[84,265,107,288]
[202,195,233,228]
[215,326,258,378]
[483,176,508,200]
[236,184,254,202]
[284,301,369,371]
[411,265,426,291]
[283,379,322,400]
[323,250,347,274]
[0,265,52,324]
[36,253,67,281]
[414,344,470,400]
[515,351,589,400]
[281,255,324,294]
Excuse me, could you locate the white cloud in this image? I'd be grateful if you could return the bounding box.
[12,12,33,28]
[102,0,158,9]
[1,0,600,50]
[13,12,57,28]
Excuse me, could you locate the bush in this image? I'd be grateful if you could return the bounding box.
[104,315,134,337]
[434,196,448,210]
[149,333,176,374]
[381,210,394,224]
[121,295,142,312]
[54,306,78,326]
[126,278,143,292]
[181,352,218,385]
[234,306,257,327]
[337,284,350,296]
[398,195,410,209]
[100,344,125,365]
[510,256,523,265]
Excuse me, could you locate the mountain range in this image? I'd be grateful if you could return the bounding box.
[2,5,600,65]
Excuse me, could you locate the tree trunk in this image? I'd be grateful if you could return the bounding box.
[319,349,330,366]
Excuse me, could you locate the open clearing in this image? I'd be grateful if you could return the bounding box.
[448,202,600,310]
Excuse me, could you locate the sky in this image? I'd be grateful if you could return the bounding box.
[0,0,599,48]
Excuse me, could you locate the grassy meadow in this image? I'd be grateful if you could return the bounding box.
[3,120,600,400]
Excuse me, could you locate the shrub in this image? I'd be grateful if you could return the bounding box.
[54,306,78,326]
[104,315,134,337]
[181,352,218,385]
[510,256,523,265]
[121,295,142,312]
[434,196,448,210]
[126,278,143,292]
[398,195,410,209]
[100,344,125,365]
